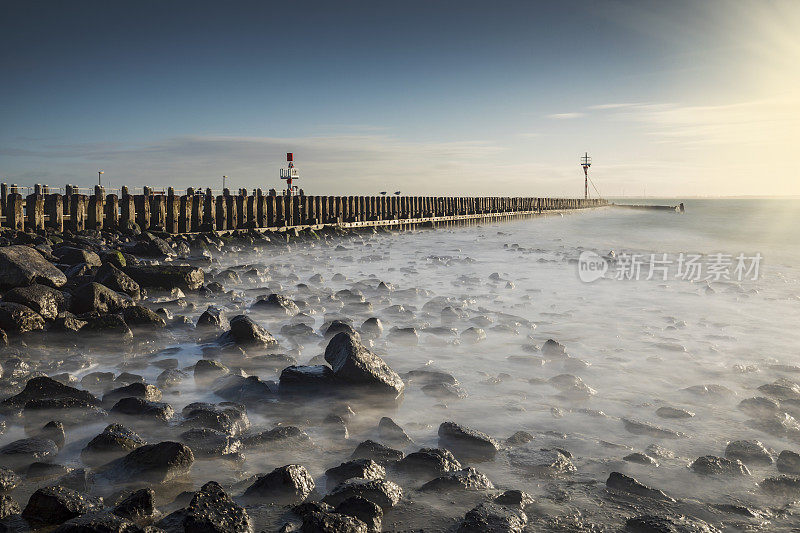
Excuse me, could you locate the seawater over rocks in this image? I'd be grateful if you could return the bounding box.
[0,205,796,530]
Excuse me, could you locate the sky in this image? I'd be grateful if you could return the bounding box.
[1,0,798,197]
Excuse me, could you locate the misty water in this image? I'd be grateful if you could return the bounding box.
[5,199,800,531]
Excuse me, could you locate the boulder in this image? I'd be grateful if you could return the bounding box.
[438,421,499,462]
[197,306,228,330]
[53,511,138,533]
[322,478,403,510]
[179,428,242,458]
[251,293,299,316]
[121,305,166,328]
[335,496,382,532]
[81,424,145,466]
[325,459,386,486]
[71,282,133,314]
[777,450,800,474]
[175,481,252,533]
[0,245,67,288]
[377,417,412,446]
[3,283,69,320]
[125,264,204,291]
[94,263,141,300]
[324,332,405,397]
[458,502,527,533]
[297,502,369,533]
[420,467,494,492]
[0,302,45,333]
[0,494,20,519]
[0,437,59,470]
[218,315,278,349]
[725,440,773,466]
[279,365,337,395]
[113,441,194,484]
[81,314,133,341]
[605,472,674,502]
[2,376,99,409]
[111,397,174,422]
[180,402,250,436]
[241,426,310,449]
[102,383,162,405]
[0,467,20,492]
[508,446,576,477]
[112,488,156,520]
[243,464,315,504]
[396,448,461,476]
[194,360,229,382]
[214,375,277,405]
[350,440,404,466]
[760,475,800,496]
[21,485,102,526]
[690,455,750,476]
[494,490,534,508]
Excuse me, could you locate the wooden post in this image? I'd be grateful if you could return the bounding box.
[291,195,301,226]
[70,194,87,232]
[87,192,104,230]
[26,194,44,231]
[7,194,24,231]
[246,194,256,228]
[134,195,150,230]
[265,194,276,227]
[215,195,227,230]
[45,194,64,232]
[105,194,119,230]
[166,195,180,233]
[119,193,134,229]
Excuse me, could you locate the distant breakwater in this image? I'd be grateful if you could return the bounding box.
[0,183,608,235]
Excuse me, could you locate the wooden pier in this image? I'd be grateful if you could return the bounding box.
[0,183,609,235]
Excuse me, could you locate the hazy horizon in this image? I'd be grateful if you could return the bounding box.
[1,0,798,197]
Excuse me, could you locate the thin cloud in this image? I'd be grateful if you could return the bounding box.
[546,112,585,120]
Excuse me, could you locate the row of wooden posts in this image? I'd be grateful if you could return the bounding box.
[0,184,608,234]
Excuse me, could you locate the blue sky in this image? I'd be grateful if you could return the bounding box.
[1,1,798,196]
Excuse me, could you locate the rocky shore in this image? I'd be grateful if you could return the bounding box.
[0,224,796,532]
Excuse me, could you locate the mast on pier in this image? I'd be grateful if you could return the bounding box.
[580,152,592,199]
[280,152,299,196]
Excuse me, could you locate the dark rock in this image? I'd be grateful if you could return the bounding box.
[422,382,468,400]
[377,417,412,446]
[420,467,494,491]
[324,332,405,397]
[197,306,228,330]
[81,424,145,466]
[0,494,20,519]
[360,318,383,339]
[179,428,242,458]
[690,455,750,476]
[4,283,69,320]
[322,478,402,510]
[218,315,278,349]
[505,431,533,447]
[241,426,310,449]
[213,374,276,404]
[27,461,70,481]
[57,468,93,493]
[194,360,229,383]
[157,368,188,389]
[622,418,684,439]
[655,406,694,419]
[299,504,368,533]
[725,440,773,466]
[396,448,461,476]
[94,263,141,300]
[252,293,299,316]
[324,320,358,339]
[0,302,45,333]
[0,437,59,470]
[121,305,166,328]
[124,264,204,290]
[103,383,162,405]
[181,402,249,436]
[458,502,527,533]
[279,365,337,395]
[508,446,576,477]
[541,339,567,357]
[350,440,404,466]
[760,475,800,496]
[625,515,680,533]
[53,247,102,266]
[335,496,382,532]
[39,420,66,449]
[21,485,102,526]
[438,421,499,462]
[111,397,174,422]
[606,472,674,501]
[114,441,194,483]
[71,282,133,314]
[0,245,67,289]
[53,511,138,532]
[3,376,99,409]
[623,452,659,466]
[112,488,156,520]
[82,314,133,341]
[777,450,800,474]
[243,464,315,504]
[494,490,534,508]
[325,459,385,486]
[738,396,780,418]
[0,467,20,492]
[179,480,252,533]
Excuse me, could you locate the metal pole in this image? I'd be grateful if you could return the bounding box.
[98,170,104,187]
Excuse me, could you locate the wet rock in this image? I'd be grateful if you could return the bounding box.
[0,494,20,519]
[121,305,166,329]
[461,327,486,344]
[396,448,461,476]
[94,263,141,300]
[213,374,276,404]
[606,472,674,502]
[38,420,66,449]
[760,475,800,496]
[360,318,383,339]
[181,402,249,436]
[53,247,102,266]
[420,467,494,492]
[403,369,459,386]
[505,431,534,447]
[322,478,402,510]
[21,485,102,526]
[113,441,194,484]
[279,365,337,395]
[377,417,412,446]
[387,327,418,345]
[777,450,800,474]
[494,490,534,508]
[251,293,299,316]
[738,396,780,418]
[548,374,596,398]
[0,437,59,470]
[625,515,681,533]
[622,418,684,439]
[157,369,188,389]
[53,511,138,533]
[0,467,20,492]
[0,302,45,333]
[422,381,468,400]
[197,306,229,330]
[4,376,99,409]
[0,245,67,289]
[103,383,162,405]
[350,440,404,466]
[218,315,278,349]
[112,488,156,520]
[81,314,133,341]
[169,480,252,533]
[624,452,659,466]
[81,424,145,466]
[690,455,750,476]
[725,440,773,466]
[125,264,204,291]
[111,397,174,422]
[508,446,575,477]
[4,283,69,320]
[758,379,800,401]
[26,461,70,481]
[241,426,310,449]
[655,406,694,419]
[458,502,527,533]
[683,384,735,398]
[71,282,133,314]
[541,339,567,357]
[297,502,369,533]
[243,464,314,504]
[57,468,93,493]
[194,360,229,382]
[179,428,242,459]
[324,332,405,398]
[438,421,499,462]
[326,459,385,486]
[335,496,382,532]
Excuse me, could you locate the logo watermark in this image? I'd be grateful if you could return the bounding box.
[577,251,763,283]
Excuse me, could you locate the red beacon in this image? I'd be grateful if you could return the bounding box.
[280,152,300,195]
